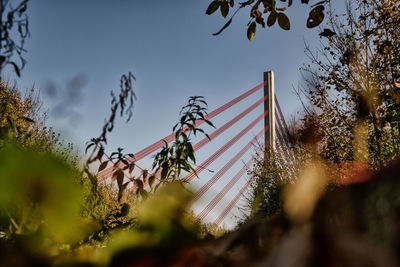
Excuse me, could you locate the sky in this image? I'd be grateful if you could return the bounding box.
[3,0,345,228]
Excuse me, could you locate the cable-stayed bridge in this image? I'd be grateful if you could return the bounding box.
[97,71,293,227]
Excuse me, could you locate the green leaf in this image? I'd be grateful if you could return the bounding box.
[96,147,104,161]
[121,159,129,167]
[205,120,215,128]
[113,169,124,188]
[267,11,277,27]
[117,183,129,202]
[128,162,135,174]
[306,5,325,28]
[161,167,168,180]
[138,188,148,198]
[142,169,148,180]
[98,161,108,172]
[221,1,229,18]
[119,203,130,217]
[135,179,144,189]
[206,1,221,15]
[277,12,290,30]
[85,143,95,154]
[247,21,256,41]
[148,175,156,188]
[10,62,20,77]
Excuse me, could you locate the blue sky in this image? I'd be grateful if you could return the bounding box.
[4,0,344,228]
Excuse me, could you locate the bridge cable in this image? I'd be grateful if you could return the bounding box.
[124,103,268,193]
[98,95,267,182]
[275,112,296,165]
[193,96,267,152]
[193,126,267,203]
[214,101,293,225]
[274,96,296,159]
[97,81,267,181]
[205,123,289,222]
[197,145,264,220]
[184,111,268,182]
[214,171,256,226]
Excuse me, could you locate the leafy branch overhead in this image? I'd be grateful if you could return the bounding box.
[84,72,136,200]
[206,0,329,40]
[0,0,30,77]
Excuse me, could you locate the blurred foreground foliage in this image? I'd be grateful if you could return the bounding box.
[0,141,84,244]
[0,79,223,266]
[0,138,218,266]
[0,138,223,266]
[237,1,400,265]
[249,0,400,221]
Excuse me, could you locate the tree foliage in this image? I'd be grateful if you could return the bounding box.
[245,0,400,224]
[206,0,329,40]
[0,71,219,266]
[0,0,30,77]
[248,151,286,220]
[299,0,400,168]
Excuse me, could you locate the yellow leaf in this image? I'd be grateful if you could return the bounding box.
[247,21,256,41]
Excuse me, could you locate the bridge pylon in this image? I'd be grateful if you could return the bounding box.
[264,71,275,154]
